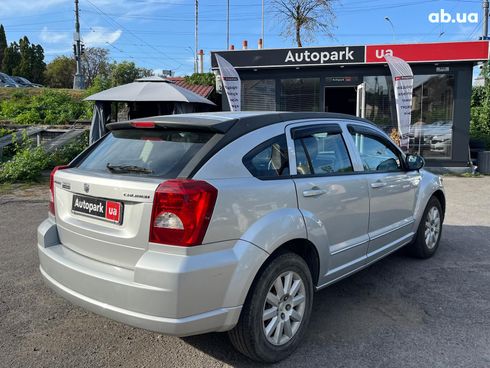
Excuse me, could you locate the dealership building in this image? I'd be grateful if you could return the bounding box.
[211,41,489,169]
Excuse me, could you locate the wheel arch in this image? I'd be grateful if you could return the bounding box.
[432,189,446,219]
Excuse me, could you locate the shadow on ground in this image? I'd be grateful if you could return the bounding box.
[182,224,490,367]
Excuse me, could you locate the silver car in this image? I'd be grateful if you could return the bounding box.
[38,112,445,363]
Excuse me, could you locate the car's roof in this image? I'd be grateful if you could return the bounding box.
[108,111,375,135]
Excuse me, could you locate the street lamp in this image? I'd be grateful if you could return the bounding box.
[384,16,395,42]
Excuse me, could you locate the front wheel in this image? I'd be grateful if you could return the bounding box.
[409,196,443,259]
[228,252,313,363]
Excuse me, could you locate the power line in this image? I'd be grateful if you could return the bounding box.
[84,0,183,70]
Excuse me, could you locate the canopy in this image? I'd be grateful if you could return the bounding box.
[84,76,215,105]
[85,77,216,143]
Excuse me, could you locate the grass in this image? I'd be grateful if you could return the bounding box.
[0,177,49,194]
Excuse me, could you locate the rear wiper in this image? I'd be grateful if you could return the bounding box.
[106,163,153,174]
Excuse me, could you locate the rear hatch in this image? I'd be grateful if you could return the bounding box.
[53,127,215,269]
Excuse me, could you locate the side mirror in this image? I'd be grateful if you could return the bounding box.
[406,154,425,171]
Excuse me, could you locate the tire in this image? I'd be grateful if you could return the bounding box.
[409,196,443,259]
[228,252,313,363]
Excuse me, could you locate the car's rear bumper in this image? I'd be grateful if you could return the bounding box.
[37,218,268,337]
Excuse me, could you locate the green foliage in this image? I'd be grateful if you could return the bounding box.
[110,61,153,86]
[49,131,89,167]
[470,65,490,149]
[0,89,91,124]
[0,24,7,73]
[1,36,45,84]
[0,130,49,182]
[44,56,76,88]
[0,131,88,183]
[2,42,20,75]
[0,128,13,138]
[184,72,215,86]
[0,145,50,182]
[84,75,112,96]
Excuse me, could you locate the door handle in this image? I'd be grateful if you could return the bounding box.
[303,188,327,197]
[370,181,387,189]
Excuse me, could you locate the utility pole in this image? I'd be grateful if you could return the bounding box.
[483,0,489,40]
[227,0,230,49]
[194,0,199,74]
[73,0,84,89]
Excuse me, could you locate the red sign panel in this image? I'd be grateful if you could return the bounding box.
[366,41,489,63]
[105,200,122,223]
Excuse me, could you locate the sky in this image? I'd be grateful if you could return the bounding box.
[0,0,486,76]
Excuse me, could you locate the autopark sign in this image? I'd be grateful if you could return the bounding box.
[211,41,489,69]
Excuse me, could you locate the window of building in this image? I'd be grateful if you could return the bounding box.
[350,131,402,172]
[242,79,276,111]
[293,128,353,176]
[242,135,289,178]
[363,74,454,160]
[279,78,320,112]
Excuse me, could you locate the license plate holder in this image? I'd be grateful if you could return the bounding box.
[71,195,123,224]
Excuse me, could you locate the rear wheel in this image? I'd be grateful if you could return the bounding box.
[409,196,443,259]
[228,252,313,363]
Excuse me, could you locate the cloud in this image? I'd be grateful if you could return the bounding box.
[83,27,122,46]
[40,27,69,44]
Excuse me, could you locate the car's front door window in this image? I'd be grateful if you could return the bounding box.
[350,132,402,172]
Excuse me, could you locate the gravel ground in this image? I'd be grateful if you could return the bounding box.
[0,176,489,368]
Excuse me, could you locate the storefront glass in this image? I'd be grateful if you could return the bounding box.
[364,74,454,159]
[279,78,320,112]
[242,79,276,111]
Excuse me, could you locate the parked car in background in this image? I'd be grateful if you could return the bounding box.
[11,76,42,88]
[37,112,445,363]
[430,132,452,156]
[0,72,18,87]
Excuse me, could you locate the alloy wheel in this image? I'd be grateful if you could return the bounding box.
[262,271,306,346]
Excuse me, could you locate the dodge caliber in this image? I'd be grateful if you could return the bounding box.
[38,112,445,362]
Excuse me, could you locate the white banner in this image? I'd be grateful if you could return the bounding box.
[215,55,241,111]
[384,55,414,151]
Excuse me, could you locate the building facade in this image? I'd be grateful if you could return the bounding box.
[211,41,489,168]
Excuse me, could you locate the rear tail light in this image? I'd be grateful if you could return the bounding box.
[149,179,218,246]
[49,165,69,215]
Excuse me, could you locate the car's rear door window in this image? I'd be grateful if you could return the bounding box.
[77,129,214,178]
[292,125,353,176]
[242,135,290,178]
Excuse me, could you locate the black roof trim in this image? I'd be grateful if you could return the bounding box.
[107,112,374,135]
[107,117,237,134]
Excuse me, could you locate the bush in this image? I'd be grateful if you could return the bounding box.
[0,89,92,124]
[0,146,50,182]
[471,66,490,149]
[0,131,89,183]
[0,128,13,138]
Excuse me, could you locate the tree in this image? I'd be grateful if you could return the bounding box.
[81,47,110,87]
[2,42,20,75]
[110,61,153,86]
[271,0,335,47]
[31,44,46,84]
[3,36,46,83]
[0,25,7,73]
[44,56,76,88]
[471,65,490,149]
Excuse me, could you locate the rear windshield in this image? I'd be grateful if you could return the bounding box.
[76,129,214,177]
